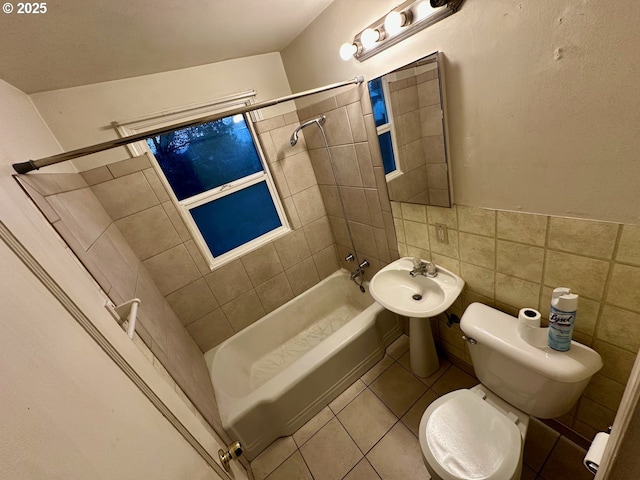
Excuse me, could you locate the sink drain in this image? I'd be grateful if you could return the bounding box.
[412,294,422,301]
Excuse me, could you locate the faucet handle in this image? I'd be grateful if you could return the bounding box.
[412,257,424,268]
[426,262,438,276]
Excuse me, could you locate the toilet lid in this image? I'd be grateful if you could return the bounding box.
[419,389,522,480]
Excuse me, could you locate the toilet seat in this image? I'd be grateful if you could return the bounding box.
[419,389,522,480]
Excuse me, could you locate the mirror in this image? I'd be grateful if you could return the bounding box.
[367,52,451,207]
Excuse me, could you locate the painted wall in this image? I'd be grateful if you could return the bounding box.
[0,79,245,479]
[281,0,640,225]
[30,52,295,171]
[281,0,640,443]
[392,201,640,440]
[0,239,225,480]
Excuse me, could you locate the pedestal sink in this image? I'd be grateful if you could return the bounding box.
[369,258,464,377]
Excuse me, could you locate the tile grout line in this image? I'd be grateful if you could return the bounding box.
[536,433,563,477]
[274,349,403,479]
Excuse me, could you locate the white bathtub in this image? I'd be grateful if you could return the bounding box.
[205,269,401,460]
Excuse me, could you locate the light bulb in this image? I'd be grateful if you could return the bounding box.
[384,11,408,36]
[416,0,436,20]
[360,28,381,49]
[339,42,357,60]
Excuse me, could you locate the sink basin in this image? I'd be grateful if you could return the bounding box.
[370,257,465,378]
[369,257,465,318]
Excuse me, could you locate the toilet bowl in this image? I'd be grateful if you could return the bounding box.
[419,385,528,480]
[418,303,603,480]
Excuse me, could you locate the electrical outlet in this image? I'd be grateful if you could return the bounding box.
[436,223,449,244]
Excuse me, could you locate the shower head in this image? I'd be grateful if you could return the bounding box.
[289,115,326,146]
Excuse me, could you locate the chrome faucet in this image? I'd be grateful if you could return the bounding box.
[410,257,437,278]
[350,259,370,280]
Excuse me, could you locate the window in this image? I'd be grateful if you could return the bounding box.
[368,77,401,180]
[116,95,289,269]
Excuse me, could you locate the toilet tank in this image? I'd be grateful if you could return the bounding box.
[460,303,603,418]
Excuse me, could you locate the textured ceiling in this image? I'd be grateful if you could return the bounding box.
[0,0,334,93]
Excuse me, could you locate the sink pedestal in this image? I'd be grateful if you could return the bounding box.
[409,317,439,378]
[368,258,464,378]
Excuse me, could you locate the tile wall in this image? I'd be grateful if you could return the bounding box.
[36,85,400,361]
[15,172,227,442]
[78,112,340,354]
[392,201,640,440]
[297,84,399,279]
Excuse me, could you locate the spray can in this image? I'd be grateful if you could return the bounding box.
[548,287,579,351]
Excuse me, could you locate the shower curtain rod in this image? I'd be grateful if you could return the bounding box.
[13,76,365,174]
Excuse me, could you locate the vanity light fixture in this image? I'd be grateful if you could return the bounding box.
[339,0,465,62]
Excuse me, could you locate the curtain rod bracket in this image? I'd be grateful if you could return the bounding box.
[13,160,39,174]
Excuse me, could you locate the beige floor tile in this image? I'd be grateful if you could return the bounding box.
[540,436,591,480]
[397,350,412,372]
[344,458,382,480]
[300,418,363,480]
[431,365,478,396]
[523,418,560,472]
[366,422,430,480]
[265,451,313,480]
[370,363,427,417]
[293,406,334,447]
[361,354,395,385]
[330,379,366,414]
[522,464,537,480]
[398,352,451,386]
[338,389,398,453]
[386,334,409,359]
[418,358,452,386]
[401,389,439,437]
[251,436,297,480]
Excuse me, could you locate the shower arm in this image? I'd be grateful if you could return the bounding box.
[13,76,365,174]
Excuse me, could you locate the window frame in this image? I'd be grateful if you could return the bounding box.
[115,92,290,270]
[370,77,403,181]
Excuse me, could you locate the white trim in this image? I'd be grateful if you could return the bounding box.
[115,90,257,128]
[385,169,404,183]
[381,75,403,176]
[595,348,640,479]
[372,77,403,180]
[180,172,266,209]
[114,97,289,271]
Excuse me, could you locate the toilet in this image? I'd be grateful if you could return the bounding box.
[419,303,603,480]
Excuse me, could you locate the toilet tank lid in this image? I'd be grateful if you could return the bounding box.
[461,303,603,383]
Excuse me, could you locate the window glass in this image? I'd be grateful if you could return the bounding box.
[189,181,281,257]
[138,106,287,266]
[147,116,263,201]
[379,131,397,175]
[368,78,388,127]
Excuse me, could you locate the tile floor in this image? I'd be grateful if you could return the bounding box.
[249,335,594,480]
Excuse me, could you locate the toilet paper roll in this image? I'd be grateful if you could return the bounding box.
[518,308,544,346]
[518,308,541,327]
[584,431,610,474]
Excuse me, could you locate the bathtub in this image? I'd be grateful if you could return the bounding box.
[205,269,401,460]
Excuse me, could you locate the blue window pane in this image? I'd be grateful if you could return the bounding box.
[147,115,263,200]
[368,78,388,127]
[190,181,281,257]
[379,131,396,175]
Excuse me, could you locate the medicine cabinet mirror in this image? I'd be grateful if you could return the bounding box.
[367,51,451,207]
